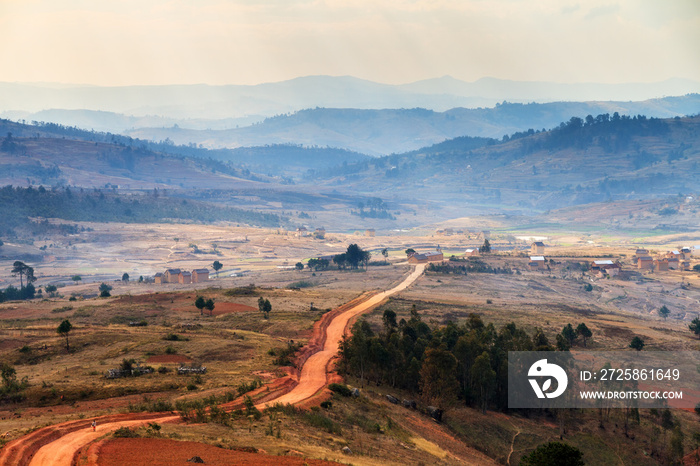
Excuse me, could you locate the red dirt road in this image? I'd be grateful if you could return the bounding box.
[2,265,425,466]
[260,263,426,408]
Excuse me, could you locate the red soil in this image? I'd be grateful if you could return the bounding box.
[145,354,193,363]
[89,438,342,465]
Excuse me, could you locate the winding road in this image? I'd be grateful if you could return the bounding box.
[2,264,425,466]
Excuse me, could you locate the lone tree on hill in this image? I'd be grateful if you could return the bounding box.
[405,248,415,256]
[57,319,72,351]
[576,323,592,347]
[629,336,645,351]
[689,317,700,338]
[295,262,304,271]
[72,275,82,285]
[195,296,205,315]
[99,283,112,298]
[212,260,223,277]
[122,273,129,282]
[205,298,215,316]
[481,239,491,253]
[659,305,670,320]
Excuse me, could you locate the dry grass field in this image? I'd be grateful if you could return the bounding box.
[1,221,700,464]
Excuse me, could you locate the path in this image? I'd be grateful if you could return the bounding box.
[260,263,425,407]
[2,264,425,466]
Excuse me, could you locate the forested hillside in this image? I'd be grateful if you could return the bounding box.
[322,114,700,212]
[0,186,285,239]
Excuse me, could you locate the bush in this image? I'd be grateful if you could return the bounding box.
[51,306,73,313]
[269,342,303,366]
[303,412,341,434]
[286,280,315,289]
[328,383,352,397]
[112,426,139,438]
[320,401,332,409]
[164,333,188,341]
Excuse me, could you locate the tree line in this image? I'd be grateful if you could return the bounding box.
[338,306,594,413]
[0,185,284,238]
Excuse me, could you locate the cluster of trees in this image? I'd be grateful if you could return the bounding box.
[0,261,37,302]
[0,186,284,238]
[556,323,593,350]
[429,259,512,275]
[332,244,371,270]
[300,244,371,272]
[339,307,572,412]
[195,296,215,316]
[305,258,330,271]
[350,198,395,220]
[257,297,272,319]
[538,113,669,153]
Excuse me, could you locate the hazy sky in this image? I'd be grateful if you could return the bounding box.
[1,0,699,86]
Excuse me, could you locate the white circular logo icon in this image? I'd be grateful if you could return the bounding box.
[528,359,568,399]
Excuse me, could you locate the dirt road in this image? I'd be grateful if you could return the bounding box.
[3,264,425,466]
[30,416,179,466]
[260,263,426,407]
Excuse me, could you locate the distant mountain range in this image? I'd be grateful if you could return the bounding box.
[2,76,699,155]
[2,75,699,120]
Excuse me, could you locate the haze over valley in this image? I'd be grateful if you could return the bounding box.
[1,1,700,465]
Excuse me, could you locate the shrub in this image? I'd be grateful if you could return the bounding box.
[286,280,315,289]
[328,383,352,397]
[303,412,341,434]
[112,427,139,438]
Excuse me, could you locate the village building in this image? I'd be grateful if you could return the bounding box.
[528,256,546,271]
[365,229,376,237]
[531,242,545,255]
[465,248,479,257]
[296,227,308,238]
[191,269,209,283]
[164,268,181,283]
[667,257,679,269]
[591,260,621,277]
[654,258,669,272]
[667,250,681,260]
[408,251,444,264]
[680,247,693,260]
[314,227,326,239]
[154,272,164,285]
[635,249,651,258]
[681,261,691,271]
[693,245,700,257]
[178,271,192,284]
[637,256,653,270]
